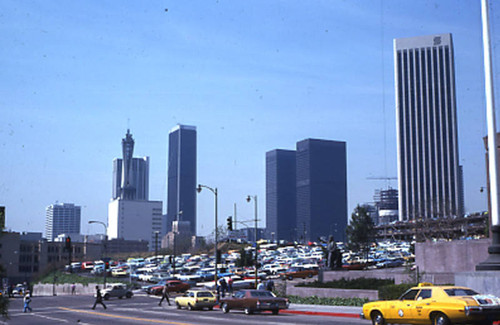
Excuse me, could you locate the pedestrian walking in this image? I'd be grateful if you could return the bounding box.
[71,283,76,295]
[266,279,275,292]
[7,284,13,298]
[23,292,32,313]
[92,286,107,310]
[219,278,228,298]
[158,284,171,306]
[257,280,266,291]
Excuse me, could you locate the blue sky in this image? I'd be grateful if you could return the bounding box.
[0,0,497,236]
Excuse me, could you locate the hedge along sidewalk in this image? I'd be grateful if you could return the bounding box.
[285,295,368,307]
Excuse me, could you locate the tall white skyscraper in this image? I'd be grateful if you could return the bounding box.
[45,203,81,241]
[394,33,463,220]
[108,130,161,250]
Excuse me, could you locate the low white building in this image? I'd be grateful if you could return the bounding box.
[108,198,162,251]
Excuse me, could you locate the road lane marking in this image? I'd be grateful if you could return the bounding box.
[58,307,194,324]
[32,314,70,323]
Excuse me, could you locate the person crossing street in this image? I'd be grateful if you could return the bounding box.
[158,284,171,306]
[92,285,107,310]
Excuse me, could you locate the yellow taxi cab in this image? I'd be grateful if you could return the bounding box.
[174,290,217,311]
[361,283,500,325]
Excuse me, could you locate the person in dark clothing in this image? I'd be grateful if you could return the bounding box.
[219,278,228,298]
[266,279,275,291]
[158,284,171,306]
[92,286,107,310]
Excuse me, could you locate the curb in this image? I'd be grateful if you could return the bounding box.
[281,309,360,318]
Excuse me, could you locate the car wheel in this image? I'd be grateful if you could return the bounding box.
[176,302,181,309]
[272,309,279,315]
[104,294,110,300]
[287,275,293,281]
[188,303,194,311]
[432,312,450,325]
[208,307,213,311]
[244,307,253,315]
[221,303,230,313]
[371,311,386,325]
[126,292,132,298]
[118,296,123,299]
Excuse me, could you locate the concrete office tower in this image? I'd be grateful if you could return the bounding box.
[112,157,149,200]
[167,125,197,235]
[266,149,297,242]
[394,33,463,220]
[108,200,163,251]
[45,203,81,241]
[112,130,150,201]
[296,139,347,242]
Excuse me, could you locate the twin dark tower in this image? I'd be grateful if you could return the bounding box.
[266,139,348,243]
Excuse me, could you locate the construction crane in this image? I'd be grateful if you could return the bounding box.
[367,176,397,189]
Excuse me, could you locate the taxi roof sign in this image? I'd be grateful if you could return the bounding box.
[418,282,434,287]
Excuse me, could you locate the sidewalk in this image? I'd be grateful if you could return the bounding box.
[285,303,361,318]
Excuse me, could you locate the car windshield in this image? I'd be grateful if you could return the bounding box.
[250,291,274,297]
[400,289,419,300]
[197,292,214,298]
[444,288,479,296]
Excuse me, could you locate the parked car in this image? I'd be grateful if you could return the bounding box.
[150,280,190,295]
[280,266,318,280]
[174,290,217,310]
[111,267,129,277]
[219,289,289,315]
[361,283,500,325]
[100,283,133,300]
[12,284,26,296]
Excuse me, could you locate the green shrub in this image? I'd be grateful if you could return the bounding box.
[378,283,415,300]
[296,277,394,290]
[285,295,368,307]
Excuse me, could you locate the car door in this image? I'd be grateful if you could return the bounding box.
[413,289,433,321]
[386,289,420,322]
[230,291,246,309]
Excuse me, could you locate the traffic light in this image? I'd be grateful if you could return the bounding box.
[216,249,221,264]
[65,237,71,251]
[227,216,233,231]
[105,261,110,270]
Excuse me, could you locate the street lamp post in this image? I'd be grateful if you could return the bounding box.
[155,231,159,262]
[246,195,258,289]
[197,185,218,292]
[173,211,183,276]
[88,220,107,288]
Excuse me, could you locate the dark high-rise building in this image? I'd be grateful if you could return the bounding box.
[266,149,296,242]
[111,130,149,201]
[167,125,197,235]
[394,33,463,220]
[296,139,347,242]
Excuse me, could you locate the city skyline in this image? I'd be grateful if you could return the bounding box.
[1,1,494,237]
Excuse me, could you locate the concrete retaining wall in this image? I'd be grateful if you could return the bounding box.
[33,283,99,296]
[455,272,500,296]
[286,285,378,300]
[416,239,491,273]
[322,268,413,285]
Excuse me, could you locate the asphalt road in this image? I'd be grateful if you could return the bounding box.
[3,293,369,325]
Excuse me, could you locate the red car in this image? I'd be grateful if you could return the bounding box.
[280,266,318,280]
[150,280,190,295]
[220,289,289,315]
